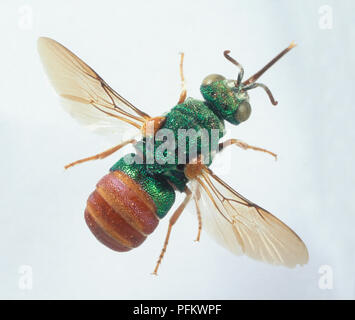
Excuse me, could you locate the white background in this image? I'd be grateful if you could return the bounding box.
[0,0,354,299]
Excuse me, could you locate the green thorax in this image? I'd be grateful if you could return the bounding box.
[138,97,225,191]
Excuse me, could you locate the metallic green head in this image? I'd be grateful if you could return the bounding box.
[200,75,251,125]
[200,45,295,125]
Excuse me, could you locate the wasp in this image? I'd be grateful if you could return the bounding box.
[38,37,308,274]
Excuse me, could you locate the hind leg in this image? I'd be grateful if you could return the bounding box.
[193,185,202,242]
[152,187,192,275]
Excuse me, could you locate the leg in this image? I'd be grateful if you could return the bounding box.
[193,187,202,242]
[177,52,187,104]
[152,187,192,275]
[219,138,277,160]
[64,139,136,169]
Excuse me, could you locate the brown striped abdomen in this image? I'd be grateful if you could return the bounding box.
[84,171,159,252]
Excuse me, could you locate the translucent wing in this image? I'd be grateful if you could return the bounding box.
[38,37,150,141]
[189,166,309,267]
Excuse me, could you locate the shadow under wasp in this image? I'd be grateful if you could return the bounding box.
[38,37,308,274]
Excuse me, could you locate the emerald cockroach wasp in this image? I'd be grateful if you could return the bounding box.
[38,37,308,274]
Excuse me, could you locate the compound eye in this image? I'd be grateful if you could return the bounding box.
[235,101,251,123]
[202,74,225,86]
